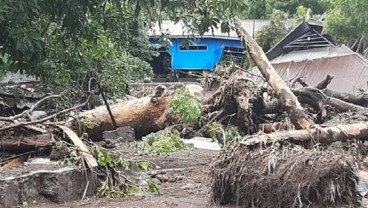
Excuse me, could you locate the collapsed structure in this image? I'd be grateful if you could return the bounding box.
[254,20,368,93]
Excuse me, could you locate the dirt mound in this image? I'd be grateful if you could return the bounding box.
[209,142,361,208]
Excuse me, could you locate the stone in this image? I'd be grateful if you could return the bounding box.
[0,159,97,207]
[102,126,136,143]
[30,111,47,120]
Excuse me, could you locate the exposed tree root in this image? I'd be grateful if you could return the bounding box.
[209,142,361,208]
[203,70,261,134]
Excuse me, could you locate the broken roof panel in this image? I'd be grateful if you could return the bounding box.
[251,45,368,94]
[271,45,354,64]
[272,53,368,93]
[266,20,333,61]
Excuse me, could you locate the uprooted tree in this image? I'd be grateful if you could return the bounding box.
[206,18,368,208]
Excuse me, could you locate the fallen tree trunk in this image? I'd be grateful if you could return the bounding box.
[0,134,52,153]
[323,89,368,107]
[292,88,367,112]
[234,19,313,129]
[326,96,367,112]
[241,122,368,147]
[75,94,172,140]
[210,142,361,208]
[315,74,368,107]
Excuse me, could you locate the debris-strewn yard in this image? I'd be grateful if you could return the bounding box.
[31,148,219,208]
[3,16,368,208]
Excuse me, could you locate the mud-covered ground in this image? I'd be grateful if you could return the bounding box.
[32,147,234,208]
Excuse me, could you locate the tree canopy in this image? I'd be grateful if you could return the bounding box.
[0,0,367,92]
[325,0,368,55]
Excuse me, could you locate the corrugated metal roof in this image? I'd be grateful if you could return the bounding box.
[272,54,368,93]
[251,46,368,94]
[149,20,291,39]
[271,45,354,64]
[266,20,330,60]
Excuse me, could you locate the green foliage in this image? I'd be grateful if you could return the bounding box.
[325,0,368,55]
[295,6,309,22]
[0,0,155,94]
[147,180,161,195]
[92,145,157,198]
[170,87,202,124]
[0,0,334,93]
[207,123,241,144]
[255,10,290,52]
[225,125,241,142]
[138,129,190,156]
[240,0,328,19]
[208,123,221,141]
[170,87,202,123]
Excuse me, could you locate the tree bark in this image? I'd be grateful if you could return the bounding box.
[234,19,314,129]
[322,88,368,107]
[314,74,368,107]
[241,122,368,147]
[74,94,173,141]
[292,87,367,113]
[0,134,52,153]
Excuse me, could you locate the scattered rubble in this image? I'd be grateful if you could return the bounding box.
[2,18,368,208]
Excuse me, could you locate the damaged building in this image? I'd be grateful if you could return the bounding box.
[254,20,368,93]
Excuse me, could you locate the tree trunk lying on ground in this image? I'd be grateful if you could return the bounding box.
[315,74,368,107]
[0,134,52,153]
[292,88,367,114]
[209,142,361,208]
[241,122,368,147]
[73,93,173,141]
[322,89,368,107]
[234,18,314,130]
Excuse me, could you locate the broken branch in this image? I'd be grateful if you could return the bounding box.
[241,122,368,147]
[0,94,92,132]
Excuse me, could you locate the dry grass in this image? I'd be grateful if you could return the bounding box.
[209,141,362,208]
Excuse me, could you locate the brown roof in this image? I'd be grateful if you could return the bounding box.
[272,53,368,93]
[251,46,368,93]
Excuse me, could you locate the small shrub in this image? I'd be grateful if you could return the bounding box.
[207,124,241,145]
[170,87,202,124]
[225,125,241,142]
[138,129,190,155]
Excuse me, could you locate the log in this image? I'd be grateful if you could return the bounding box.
[292,88,367,112]
[292,87,327,122]
[322,89,368,107]
[241,122,368,147]
[234,19,313,129]
[258,122,289,133]
[326,96,367,112]
[314,74,368,107]
[75,92,173,140]
[0,134,52,153]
